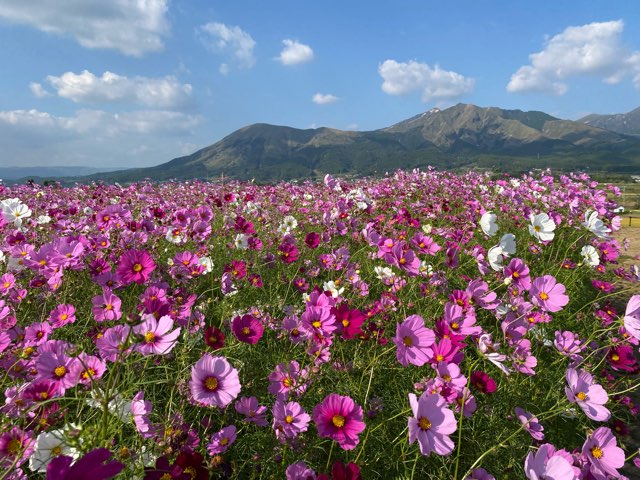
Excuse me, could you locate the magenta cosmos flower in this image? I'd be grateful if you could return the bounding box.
[133,314,181,355]
[393,315,435,367]
[408,392,457,456]
[529,275,569,313]
[582,427,624,479]
[46,448,124,480]
[189,354,241,408]
[231,314,264,344]
[524,443,576,480]
[313,394,366,450]
[116,249,156,285]
[565,368,610,421]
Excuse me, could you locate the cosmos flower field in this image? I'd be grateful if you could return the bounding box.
[0,168,639,479]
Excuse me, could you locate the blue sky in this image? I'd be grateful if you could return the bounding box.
[1,0,639,169]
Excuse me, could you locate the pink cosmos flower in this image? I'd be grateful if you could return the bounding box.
[189,354,241,408]
[272,399,311,441]
[116,249,156,285]
[529,275,569,312]
[92,289,122,322]
[268,360,308,400]
[524,443,576,480]
[503,258,532,290]
[0,426,34,469]
[235,396,268,426]
[565,368,610,421]
[24,321,52,346]
[231,314,264,344]
[408,392,457,456]
[207,425,237,455]
[313,394,366,450]
[286,461,317,480]
[393,315,435,367]
[131,391,155,438]
[48,304,76,329]
[465,468,495,480]
[36,351,80,392]
[72,353,106,386]
[96,325,132,362]
[515,407,544,441]
[581,427,624,479]
[133,315,181,355]
[46,448,124,480]
[623,294,640,340]
[301,306,338,337]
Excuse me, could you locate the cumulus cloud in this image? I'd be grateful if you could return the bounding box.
[0,108,202,137]
[198,22,256,71]
[0,0,169,56]
[378,59,474,103]
[312,93,339,105]
[29,82,50,98]
[277,39,314,65]
[0,108,204,167]
[507,20,640,94]
[43,70,193,109]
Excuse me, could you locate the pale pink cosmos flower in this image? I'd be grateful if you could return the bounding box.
[623,294,640,340]
[565,368,610,421]
[189,354,241,408]
[393,315,435,367]
[524,443,577,480]
[272,399,311,441]
[581,427,624,479]
[408,392,457,456]
[133,314,181,355]
[529,275,569,313]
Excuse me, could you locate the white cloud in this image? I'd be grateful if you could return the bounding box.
[43,70,193,109]
[0,108,202,137]
[0,108,204,167]
[198,22,256,71]
[507,20,640,95]
[0,0,169,57]
[378,59,474,103]
[312,93,339,105]
[29,82,50,98]
[277,39,314,65]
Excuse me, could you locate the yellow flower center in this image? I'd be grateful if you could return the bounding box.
[3,282,9,288]
[160,474,172,480]
[144,332,155,343]
[342,319,350,327]
[82,368,97,379]
[591,446,603,459]
[282,377,293,388]
[241,327,250,335]
[451,322,459,330]
[611,354,619,362]
[534,225,541,232]
[512,271,520,278]
[436,354,444,362]
[399,257,406,265]
[285,415,294,424]
[576,391,587,401]
[54,366,67,377]
[183,466,197,479]
[332,414,345,428]
[51,446,62,456]
[7,439,21,454]
[105,303,113,311]
[403,336,413,347]
[220,438,229,446]
[39,392,48,400]
[312,321,321,328]
[133,263,143,272]
[539,292,549,300]
[418,416,432,430]
[443,374,452,382]
[204,376,218,391]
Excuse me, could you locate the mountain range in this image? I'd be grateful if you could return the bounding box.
[12,103,640,184]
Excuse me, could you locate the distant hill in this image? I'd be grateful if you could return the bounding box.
[579,107,640,136]
[79,103,640,182]
[0,166,125,181]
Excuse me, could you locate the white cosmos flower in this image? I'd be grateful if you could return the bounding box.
[234,234,248,250]
[1,198,32,228]
[323,280,344,298]
[582,210,611,239]
[374,266,394,280]
[165,229,183,244]
[499,233,516,255]
[198,256,213,274]
[0,250,5,263]
[282,215,298,230]
[580,245,600,267]
[37,215,51,225]
[29,430,80,472]
[83,206,93,215]
[487,245,505,271]
[480,212,499,237]
[529,213,556,242]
